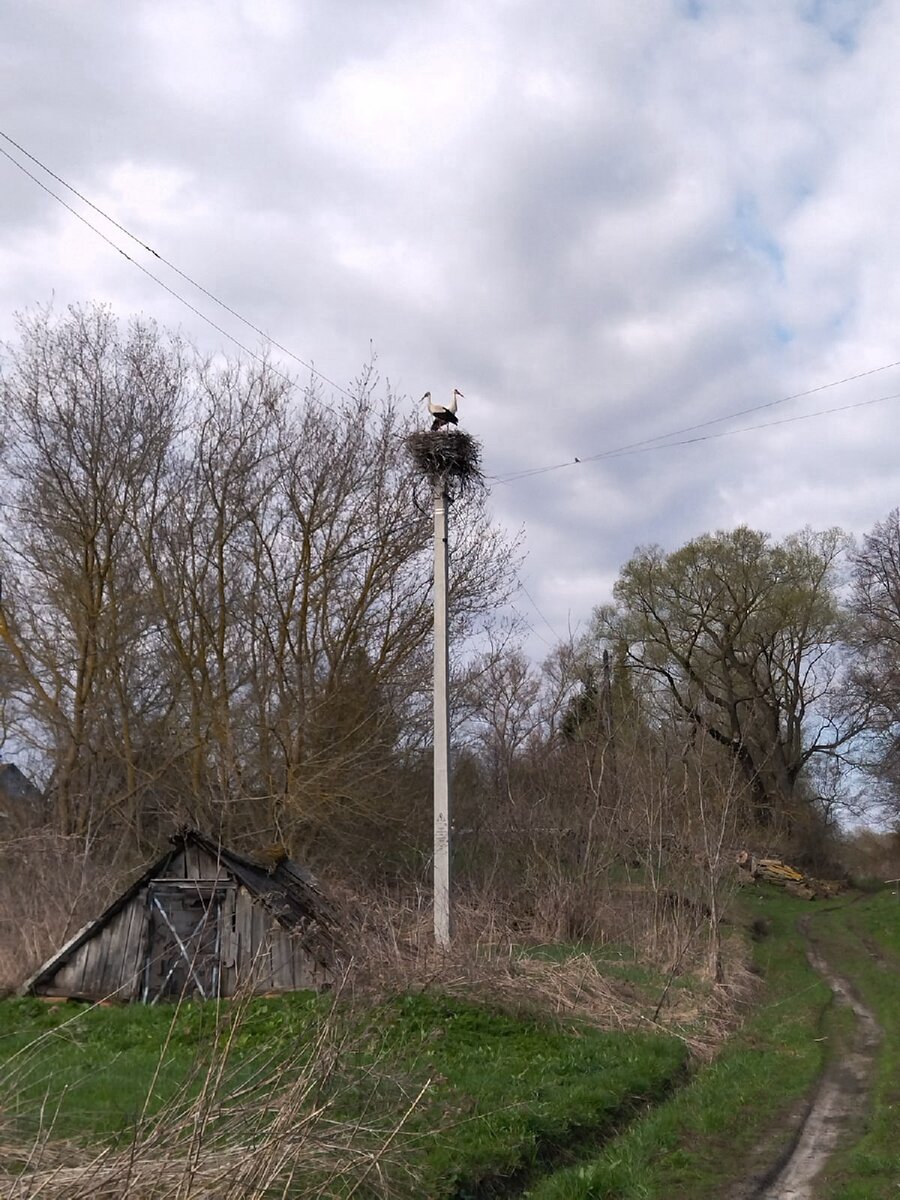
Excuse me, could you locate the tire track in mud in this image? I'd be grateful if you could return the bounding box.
[749,915,882,1200]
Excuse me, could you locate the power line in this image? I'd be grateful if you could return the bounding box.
[0,145,299,392]
[509,603,556,650]
[495,385,900,485]
[0,130,356,403]
[7,128,900,494]
[519,581,563,644]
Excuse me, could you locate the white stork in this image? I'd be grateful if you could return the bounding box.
[425,389,462,431]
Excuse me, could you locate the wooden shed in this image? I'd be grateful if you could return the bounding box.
[21,830,339,1003]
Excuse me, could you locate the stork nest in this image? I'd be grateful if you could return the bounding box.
[405,430,484,491]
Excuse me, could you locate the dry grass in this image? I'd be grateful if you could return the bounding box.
[0,832,124,993]
[0,992,427,1199]
[0,828,752,1049]
[0,1106,423,1199]
[0,856,757,1197]
[339,886,756,1059]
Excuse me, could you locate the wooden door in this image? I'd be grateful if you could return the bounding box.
[142,881,232,1002]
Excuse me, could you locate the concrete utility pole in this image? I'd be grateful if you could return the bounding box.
[406,403,480,950]
[433,479,452,948]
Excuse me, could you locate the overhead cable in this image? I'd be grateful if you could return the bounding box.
[6,128,900,488]
[519,581,563,644]
[0,130,355,402]
[495,387,900,484]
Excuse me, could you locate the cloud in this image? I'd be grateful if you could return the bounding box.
[1,0,899,659]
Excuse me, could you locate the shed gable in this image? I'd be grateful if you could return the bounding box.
[22,832,335,1001]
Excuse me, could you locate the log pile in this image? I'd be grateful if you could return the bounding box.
[736,851,842,900]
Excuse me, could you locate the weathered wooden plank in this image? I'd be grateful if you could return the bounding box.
[138,888,156,1001]
[267,931,282,991]
[250,902,273,991]
[78,927,104,997]
[234,888,255,990]
[117,895,147,1000]
[71,942,92,990]
[135,892,153,998]
[71,941,94,992]
[287,937,298,990]
[249,900,264,989]
[219,887,237,996]
[100,910,132,996]
[281,932,296,991]
[111,898,135,1000]
[186,843,201,878]
[213,850,229,884]
[95,906,129,996]
[95,917,119,996]
[167,849,186,878]
[144,900,167,1000]
[191,846,218,880]
[294,943,316,990]
[289,940,308,990]
[293,941,314,990]
[270,930,293,991]
[51,946,88,993]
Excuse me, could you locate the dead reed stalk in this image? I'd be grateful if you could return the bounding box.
[0,832,124,992]
[337,883,747,1052]
[0,993,428,1199]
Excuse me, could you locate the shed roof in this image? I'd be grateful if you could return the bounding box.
[0,763,43,825]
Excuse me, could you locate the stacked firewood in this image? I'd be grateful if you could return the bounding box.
[736,851,842,900]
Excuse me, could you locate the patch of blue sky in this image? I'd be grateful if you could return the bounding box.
[800,0,878,52]
[826,299,856,336]
[733,193,786,281]
[674,0,706,19]
[788,178,816,210]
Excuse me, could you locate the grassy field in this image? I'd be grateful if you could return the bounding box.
[3,887,897,1198]
[0,989,686,1198]
[521,887,900,1200]
[522,888,838,1199]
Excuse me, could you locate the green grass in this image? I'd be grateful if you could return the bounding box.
[373,994,688,1195]
[0,994,305,1136]
[523,889,836,1200]
[0,990,687,1198]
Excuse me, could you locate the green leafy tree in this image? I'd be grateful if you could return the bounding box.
[595,526,854,828]
[849,509,900,812]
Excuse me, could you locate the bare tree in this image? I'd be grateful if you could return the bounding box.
[0,304,518,861]
[0,305,186,838]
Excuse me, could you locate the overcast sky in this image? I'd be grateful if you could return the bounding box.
[1,0,898,657]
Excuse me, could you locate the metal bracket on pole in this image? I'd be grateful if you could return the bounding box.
[433,479,452,948]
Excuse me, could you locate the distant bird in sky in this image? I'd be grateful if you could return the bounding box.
[427,389,462,431]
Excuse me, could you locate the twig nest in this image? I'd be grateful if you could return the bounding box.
[405,430,484,492]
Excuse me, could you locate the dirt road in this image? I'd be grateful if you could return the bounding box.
[751,916,882,1200]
